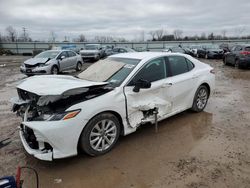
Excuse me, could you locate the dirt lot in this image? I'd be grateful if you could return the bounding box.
[0,56,250,188]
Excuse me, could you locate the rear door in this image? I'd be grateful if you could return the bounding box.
[67,51,78,69]
[165,55,198,112]
[227,46,242,64]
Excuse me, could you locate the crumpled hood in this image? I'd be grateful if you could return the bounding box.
[17,75,108,96]
[80,50,99,54]
[24,58,51,65]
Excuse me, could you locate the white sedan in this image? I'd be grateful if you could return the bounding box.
[12,52,215,161]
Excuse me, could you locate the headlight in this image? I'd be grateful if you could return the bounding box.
[39,109,81,121]
[37,63,49,67]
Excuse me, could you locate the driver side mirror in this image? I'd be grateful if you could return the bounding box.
[60,55,65,60]
[133,79,151,92]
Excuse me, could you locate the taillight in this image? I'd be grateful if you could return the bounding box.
[210,69,215,74]
[240,51,250,55]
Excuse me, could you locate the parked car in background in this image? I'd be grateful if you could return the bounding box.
[163,46,193,56]
[12,52,215,161]
[223,45,250,69]
[109,47,136,55]
[80,44,105,60]
[163,46,186,53]
[20,50,83,75]
[190,45,203,57]
[197,45,224,59]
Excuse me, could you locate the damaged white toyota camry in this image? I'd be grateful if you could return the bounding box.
[12,52,215,161]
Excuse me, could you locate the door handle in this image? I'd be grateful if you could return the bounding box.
[161,82,172,88]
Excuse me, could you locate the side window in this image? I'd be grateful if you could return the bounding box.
[68,51,76,57]
[119,48,126,53]
[235,46,242,51]
[113,48,119,53]
[186,58,195,71]
[129,58,166,85]
[58,51,68,59]
[168,56,189,76]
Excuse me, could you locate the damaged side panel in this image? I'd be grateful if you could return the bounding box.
[124,82,173,128]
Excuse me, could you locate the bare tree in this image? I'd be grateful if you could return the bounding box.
[173,29,183,40]
[155,29,164,40]
[78,34,86,42]
[149,30,156,41]
[6,26,17,42]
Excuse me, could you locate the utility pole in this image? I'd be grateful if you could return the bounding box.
[22,27,27,41]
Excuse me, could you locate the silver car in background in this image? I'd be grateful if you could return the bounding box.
[20,50,84,75]
[80,44,105,60]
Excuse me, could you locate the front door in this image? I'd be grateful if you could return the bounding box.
[58,51,71,71]
[124,57,173,128]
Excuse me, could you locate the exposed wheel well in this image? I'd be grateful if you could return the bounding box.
[200,83,210,98]
[51,64,59,72]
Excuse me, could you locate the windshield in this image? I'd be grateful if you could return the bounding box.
[78,57,141,87]
[35,51,59,59]
[85,45,99,50]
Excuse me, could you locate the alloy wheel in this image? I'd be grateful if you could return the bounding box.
[89,119,117,152]
[196,88,208,110]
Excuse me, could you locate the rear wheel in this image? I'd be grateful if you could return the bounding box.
[76,61,82,71]
[79,113,121,156]
[51,65,59,75]
[191,85,209,112]
[235,59,241,69]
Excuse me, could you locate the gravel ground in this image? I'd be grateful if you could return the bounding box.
[0,56,249,188]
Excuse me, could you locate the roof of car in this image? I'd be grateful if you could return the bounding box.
[110,51,187,60]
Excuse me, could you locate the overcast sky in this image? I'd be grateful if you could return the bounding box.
[0,0,250,41]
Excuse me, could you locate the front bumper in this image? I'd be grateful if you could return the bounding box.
[20,66,50,75]
[81,54,100,59]
[19,117,88,161]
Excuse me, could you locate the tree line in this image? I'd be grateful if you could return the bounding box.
[1,25,250,43]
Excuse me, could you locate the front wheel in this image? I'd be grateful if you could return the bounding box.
[79,113,121,156]
[51,65,59,75]
[191,85,209,112]
[235,59,242,69]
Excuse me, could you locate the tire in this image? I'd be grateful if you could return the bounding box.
[76,61,82,71]
[191,85,209,112]
[51,65,59,75]
[235,59,241,69]
[79,113,121,156]
[223,57,227,65]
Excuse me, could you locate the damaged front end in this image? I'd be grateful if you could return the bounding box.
[11,76,113,160]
